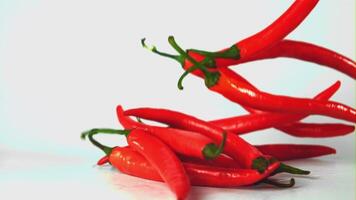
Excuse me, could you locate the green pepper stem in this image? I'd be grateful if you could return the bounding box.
[263,178,295,188]
[188,45,240,59]
[202,131,227,160]
[81,128,131,155]
[168,36,221,88]
[275,163,311,175]
[141,38,184,65]
[252,156,269,173]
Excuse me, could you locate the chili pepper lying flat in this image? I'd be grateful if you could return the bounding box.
[181,144,335,166]
[277,122,355,138]
[114,106,226,160]
[126,129,191,200]
[123,106,310,175]
[105,147,284,188]
[82,130,292,189]
[255,144,336,161]
[81,128,190,200]
[122,106,267,171]
[219,40,356,79]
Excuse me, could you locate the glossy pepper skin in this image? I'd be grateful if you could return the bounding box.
[209,80,355,137]
[181,144,336,166]
[226,40,356,79]
[209,67,356,123]
[127,129,190,200]
[164,38,356,123]
[107,146,280,187]
[116,105,226,160]
[123,106,270,171]
[255,144,336,161]
[276,122,355,138]
[217,0,319,60]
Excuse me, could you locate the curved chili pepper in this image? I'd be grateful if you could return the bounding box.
[123,106,267,171]
[225,0,319,59]
[218,40,356,79]
[185,0,319,62]
[82,130,292,189]
[104,147,283,188]
[208,80,355,138]
[175,39,356,122]
[123,106,310,175]
[127,129,190,200]
[216,69,356,136]
[276,122,355,138]
[115,106,227,160]
[181,143,335,165]
[256,144,336,161]
[81,128,191,199]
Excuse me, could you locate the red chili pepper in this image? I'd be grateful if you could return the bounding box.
[127,129,191,200]
[143,37,356,122]
[182,143,336,165]
[123,106,310,175]
[208,79,355,137]
[225,0,319,59]
[255,144,336,161]
[217,70,356,136]
[276,122,355,138]
[187,45,356,123]
[115,106,227,160]
[123,106,267,170]
[187,0,319,62]
[217,40,356,79]
[103,147,283,188]
[82,131,292,190]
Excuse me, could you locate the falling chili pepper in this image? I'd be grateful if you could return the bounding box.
[171,37,356,122]
[216,40,356,79]
[208,83,355,138]
[187,0,320,62]
[123,106,310,175]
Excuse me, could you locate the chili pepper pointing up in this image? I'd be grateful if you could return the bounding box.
[217,40,356,79]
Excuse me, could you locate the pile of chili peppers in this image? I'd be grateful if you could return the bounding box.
[82,1,355,199]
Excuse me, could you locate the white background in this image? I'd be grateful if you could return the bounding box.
[0,0,355,199]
